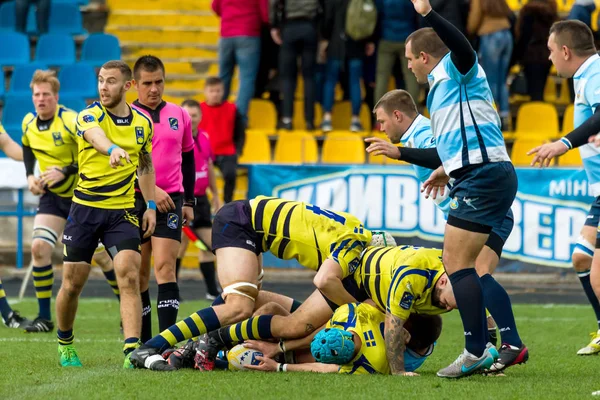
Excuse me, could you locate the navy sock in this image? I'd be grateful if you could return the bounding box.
[123,337,140,355]
[578,270,600,330]
[102,269,120,301]
[57,328,74,346]
[141,289,152,343]
[0,279,13,321]
[200,261,220,296]
[480,274,522,347]
[33,264,53,320]
[449,269,487,357]
[157,282,180,332]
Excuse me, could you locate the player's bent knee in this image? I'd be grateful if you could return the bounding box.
[222,281,259,303]
[32,226,58,260]
[573,236,594,271]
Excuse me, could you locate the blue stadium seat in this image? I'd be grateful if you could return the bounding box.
[58,63,97,98]
[81,34,121,68]
[0,32,30,67]
[35,34,75,67]
[9,63,49,95]
[49,3,86,35]
[1,94,34,140]
[59,95,87,112]
[0,1,36,34]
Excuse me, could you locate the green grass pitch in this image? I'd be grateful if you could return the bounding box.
[1,299,599,400]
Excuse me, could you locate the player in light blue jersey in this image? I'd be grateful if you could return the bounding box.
[527,20,600,355]
[394,0,522,378]
[366,89,525,373]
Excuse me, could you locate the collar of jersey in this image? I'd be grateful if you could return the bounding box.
[132,100,167,123]
[574,53,600,79]
[400,114,425,147]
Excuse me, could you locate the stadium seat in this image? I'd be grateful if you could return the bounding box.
[248,99,277,131]
[331,101,371,132]
[59,95,87,112]
[9,63,49,95]
[558,149,583,167]
[58,64,97,99]
[1,94,34,140]
[35,34,76,67]
[273,131,318,163]
[0,32,30,67]
[238,130,271,163]
[515,102,559,139]
[0,2,36,33]
[562,104,574,135]
[49,3,86,35]
[80,34,121,68]
[510,138,548,166]
[293,100,322,130]
[322,132,366,164]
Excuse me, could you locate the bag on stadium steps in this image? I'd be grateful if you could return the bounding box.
[345,0,377,41]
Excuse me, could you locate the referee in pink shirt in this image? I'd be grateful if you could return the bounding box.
[132,55,196,342]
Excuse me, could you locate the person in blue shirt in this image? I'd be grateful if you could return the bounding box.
[529,20,600,356]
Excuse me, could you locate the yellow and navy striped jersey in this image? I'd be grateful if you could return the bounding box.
[326,302,388,375]
[75,102,153,209]
[250,196,372,277]
[21,106,78,197]
[353,245,447,320]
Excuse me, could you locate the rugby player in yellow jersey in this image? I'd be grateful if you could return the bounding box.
[0,122,34,330]
[131,195,393,371]
[20,70,120,333]
[55,60,157,368]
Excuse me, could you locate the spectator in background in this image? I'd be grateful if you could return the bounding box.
[199,77,245,204]
[253,26,282,124]
[569,0,596,29]
[467,0,513,130]
[374,0,419,105]
[429,0,468,32]
[270,0,320,131]
[321,0,374,132]
[513,0,558,101]
[212,0,269,124]
[15,0,49,35]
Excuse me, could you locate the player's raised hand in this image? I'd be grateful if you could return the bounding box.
[421,165,449,199]
[109,147,131,168]
[410,0,432,16]
[142,208,156,238]
[244,340,281,359]
[365,137,401,159]
[527,141,568,168]
[245,355,279,372]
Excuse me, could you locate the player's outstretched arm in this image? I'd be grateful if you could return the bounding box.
[385,312,417,376]
[83,127,131,168]
[0,133,23,161]
[245,355,339,373]
[138,152,157,238]
[314,259,357,308]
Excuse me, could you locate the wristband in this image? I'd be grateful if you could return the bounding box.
[107,144,119,156]
[183,199,196,207]
[282,364,288,372]
[147,200,157,211]
[560,137,573,150]
[277,363,283,372]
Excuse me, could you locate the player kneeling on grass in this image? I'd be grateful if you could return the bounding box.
[130,195,392,371]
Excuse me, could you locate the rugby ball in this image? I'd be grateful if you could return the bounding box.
[226,344,263,371]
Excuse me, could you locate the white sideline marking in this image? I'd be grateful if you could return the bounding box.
[0,337,122,343]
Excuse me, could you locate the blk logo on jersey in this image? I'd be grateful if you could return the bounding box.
[167,213,179,229]
[169,117,179,130]
[135,127,144,144]
[399,291,414,310]
[52,132,64,146]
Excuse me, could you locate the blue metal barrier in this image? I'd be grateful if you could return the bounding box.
[0,189,36,269]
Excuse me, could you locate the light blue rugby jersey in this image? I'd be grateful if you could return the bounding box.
[573,54,600,197]
[427,53,511,175]
[399,114,451,215]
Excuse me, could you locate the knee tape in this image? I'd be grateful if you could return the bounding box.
[32,226,59,247]
[222,282,259,302]
[573,235,594,259]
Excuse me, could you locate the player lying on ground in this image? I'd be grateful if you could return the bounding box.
[131,195,393,370]
[365,89,528,371]
[167,300,441,375]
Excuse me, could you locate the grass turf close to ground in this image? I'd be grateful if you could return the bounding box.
[1,300,599,400]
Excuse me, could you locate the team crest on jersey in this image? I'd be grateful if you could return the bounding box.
[135,127,144,144]
[82,114,95,123]
[450,197,459,210]
[169,117,179,130]
[52,132,64,146]
[399,291,414,310]
[167,213,179,229]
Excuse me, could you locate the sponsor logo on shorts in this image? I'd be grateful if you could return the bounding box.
[63,235,72,241]
[399,291,414,310]
[52,132,64,146]
[82,114,95,123]
[450,197,459,210]
[167,213,179,229]
[246,239,256,248]
[168,117,179,130]
[135,127,144,144]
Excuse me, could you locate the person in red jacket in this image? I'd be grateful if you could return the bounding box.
[212,0,269,124]
[200,77,246,204]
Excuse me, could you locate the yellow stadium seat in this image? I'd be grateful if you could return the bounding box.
[238,130,271,163]
[543,76,557,103]
[557,0,575,12]
[562,104,574,135]
[293,100,323,130]
[557,79,571,104]
[322,132,366,164]
[273,131,318,163]
[510,137,548,166]
[515,102,559,139]
[331,101,372,132]
[506,0,525,11]
[558,149,583,166]
[248,99,277,131]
